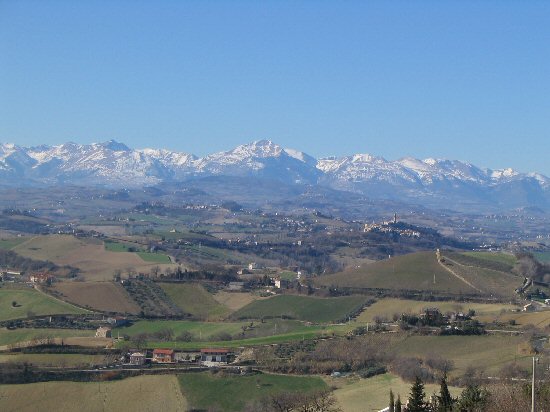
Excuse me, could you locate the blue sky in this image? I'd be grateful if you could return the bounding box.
[1,1,549,174]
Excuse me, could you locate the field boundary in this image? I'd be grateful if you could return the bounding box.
[34,285,94,314]
[438,256,483,293]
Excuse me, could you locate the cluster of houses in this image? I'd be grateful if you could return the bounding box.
[399,307,474,329]
[230,262,303,292]
[93,324,234,368]
[124,348,233,367]
[0,268,56,285]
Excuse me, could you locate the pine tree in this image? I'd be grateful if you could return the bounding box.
[406,376,427,412]
[395,395,402,412]
[389,389,395,412]
[436,372,454,411]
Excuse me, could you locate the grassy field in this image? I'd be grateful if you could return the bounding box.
[232,294,369,323]
[356,298,518,322]
[52,281,140,314]
[159,283,229,320]
[11,235,176,280]
[0,285,87,321]
[147,328,339,350]
[178,243,242,263]
[462,251,516,265]
[444,262,518,297]
[317,252,474,293]
[212,291,265,311]
[477,309,550,328]
[116,319,248,339]
[178,372,326,411]
[105,240,171,263]
[391,334,529,376]
[317,251,520,297]
[12,235,87,261]
[103,239,139,253]
[328,373,461,412]
[0,374,187,412]
[136,251,171,263]
[116,319,347,350]
[0,328,94,348]
[0,237,29,250]
[0,353,107,367]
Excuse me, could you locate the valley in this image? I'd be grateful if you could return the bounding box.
[0,191,549,412]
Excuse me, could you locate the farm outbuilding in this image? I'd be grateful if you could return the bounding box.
[200,348,231,366]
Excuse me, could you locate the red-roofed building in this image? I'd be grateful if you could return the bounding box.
[200,348,231,365]
[152,348,174,363]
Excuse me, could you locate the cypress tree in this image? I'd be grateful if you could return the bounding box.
[406,376,427,412]
[395,395,402,412]
[389,389,395,412]
[437,372,454,411]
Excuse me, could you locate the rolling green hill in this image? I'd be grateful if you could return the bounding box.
[316,251,521,297]
[0,285,87,321]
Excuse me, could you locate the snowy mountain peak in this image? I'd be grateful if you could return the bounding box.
[234,140,283,158]
[491,168,519,179]
[0,139,548,210]
[351,153,382,163]
[96,140,131,152]
[281,147,316,166]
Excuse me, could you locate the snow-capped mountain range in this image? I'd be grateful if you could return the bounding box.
[1,139,549,210]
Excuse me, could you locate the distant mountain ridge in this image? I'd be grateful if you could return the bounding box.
[1,139,549,211]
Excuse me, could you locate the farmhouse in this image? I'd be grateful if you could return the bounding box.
[30,273,55,284]
[95,326,112,338]
[129,352,146,365]
[273,277,289,289]
[419,308,445,324]
[200,348,231,366]
[152,348,174,363]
